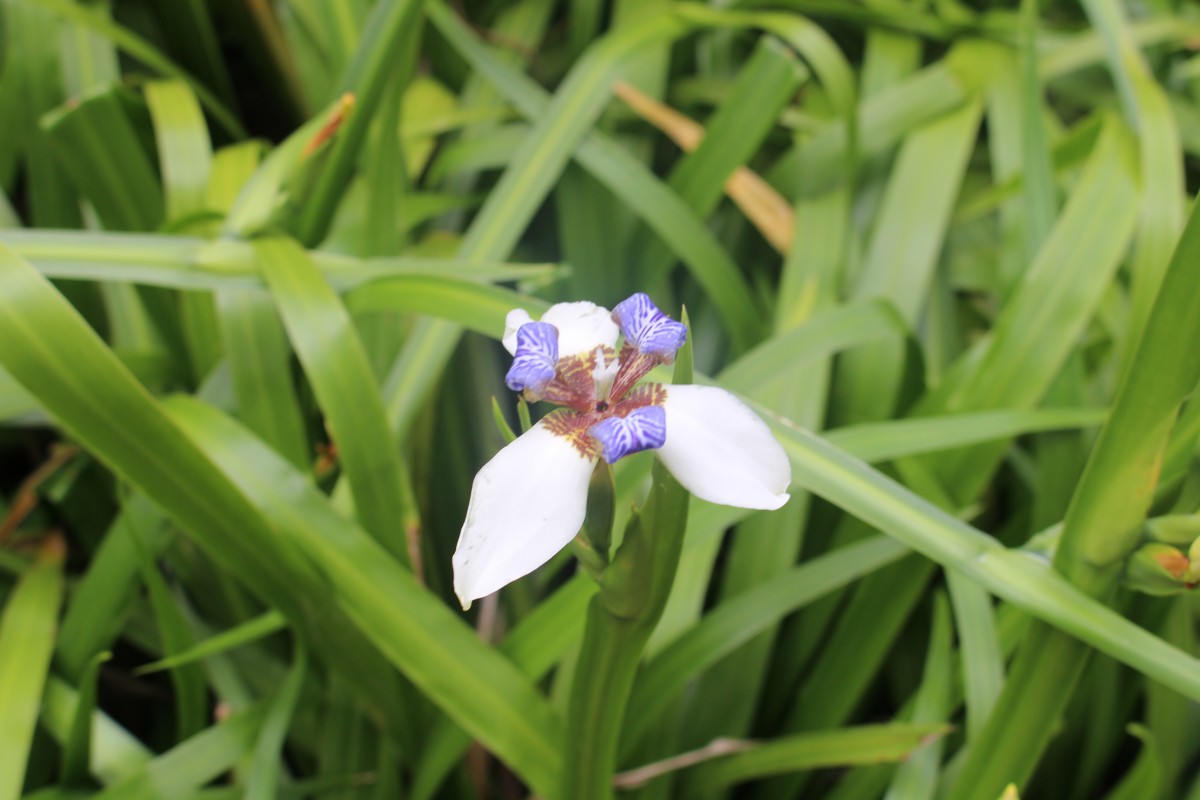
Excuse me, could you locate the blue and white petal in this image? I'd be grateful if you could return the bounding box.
[452,422,598,608]
[502,309,535,355]
[540,301,620,358]
[612,293,687,357]
[589,406,667,464]
[655,385,790,510]
[504,322,559,395]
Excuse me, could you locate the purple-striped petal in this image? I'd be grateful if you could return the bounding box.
[505,321,558,395]
[589,405,667,464]
[611,293,687,358]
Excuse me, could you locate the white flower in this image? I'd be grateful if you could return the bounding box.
[452,294,790,608]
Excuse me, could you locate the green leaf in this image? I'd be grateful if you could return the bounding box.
[245,645,307,800]
[622,536,909,747]
[0,244,411,748]
[30,0,245,138]
[838,97,983,423]
[924,115,1139,500]
[0,544,64,800]
[42,677,151,784]
[91,706,268,800]
[676,724,950,793]
[40,85,164,232]
[135,611,288,676]
[144,80,213,223]
[161,395,563,796]
[60,651,111,787]
[771,421,1200,703]
[132,534,208,740]
[426,3,763,351]
[255,236,415,562]
[883,594,952,800]
[293,0,426,245]
[216,288,311,471]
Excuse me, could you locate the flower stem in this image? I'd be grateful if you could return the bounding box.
[563,468,689,798]
[563,607,648,797]
[563,313,693,799]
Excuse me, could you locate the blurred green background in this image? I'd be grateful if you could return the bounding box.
[2,0,1200,798]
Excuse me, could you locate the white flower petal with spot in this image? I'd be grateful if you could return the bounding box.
[656,385,791,510]
[452,422,597,608]
[540,301,619,357]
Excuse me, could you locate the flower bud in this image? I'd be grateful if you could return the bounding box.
[1124,542,1194,596]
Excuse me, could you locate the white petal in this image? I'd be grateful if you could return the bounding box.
[453,422,597,608]
[502,309,534,355]
[656,385,791,510]
[540,301,619,357]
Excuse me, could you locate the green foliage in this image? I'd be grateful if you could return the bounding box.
[1,1,1199,798]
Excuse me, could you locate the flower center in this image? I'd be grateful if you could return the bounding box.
[543,384,666,459]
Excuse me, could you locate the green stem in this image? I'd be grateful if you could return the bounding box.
[564,608,649,797]
[563,317,694,799]
[563,468,689,798]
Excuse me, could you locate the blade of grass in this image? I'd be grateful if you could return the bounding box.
[55,494,172,679]
[768,420,1200,703]
[140,0,237,112]
[135,611,288,675]
[60,652,109,787]
[144,81,213,223]
[145,80,220,381]
[625,36,806,284]
[950,160,1200,800]
[292,0,424,245]
[216,288,311,471]
[245,645,307,800]
[91,706,268,800]
[622,536,909,747]
[40,85,164,231]
[945,569,1004,745]
[133,541,208,740]
[923,115,1138,501]
[837,97,982,423]
[0,230,557,291]
[676,724,950,795]
[42,677,151,784]
[883,594,952,800]
[0,542,64,800]
[255,236,415,562]
[162,395,563,795]
[4,0,81,227]
[29,0,245,138]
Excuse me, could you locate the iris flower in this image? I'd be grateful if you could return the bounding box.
[453,293,791,608]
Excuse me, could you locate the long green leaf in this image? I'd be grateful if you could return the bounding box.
[622,536,908,746]
[91,706,268,800]
[256,237,414,560]
[0,544,63,800]
[162,395,563,795]
[678,724,949,794]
